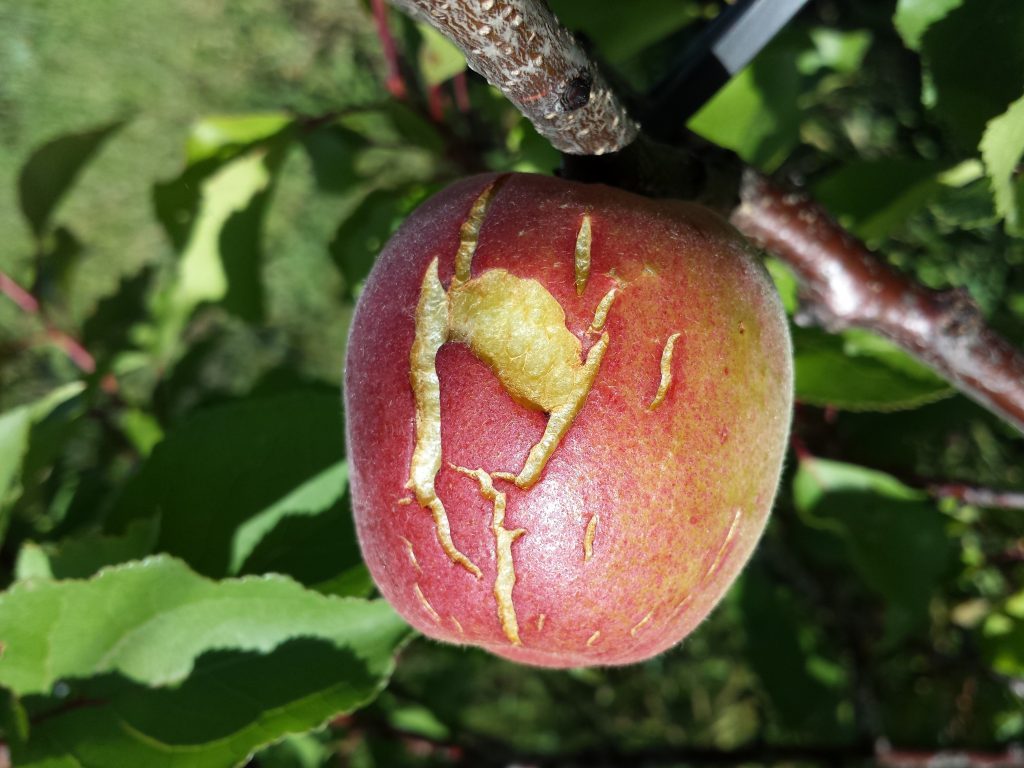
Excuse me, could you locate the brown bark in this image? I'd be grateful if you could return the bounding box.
[388,0,638,154]
[732,171,1024,433]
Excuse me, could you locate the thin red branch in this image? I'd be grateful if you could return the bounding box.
[789,432,813,462]
[46,328,96,375]
[539,743,1024,768]
[0,268,106,382]
[878,745,1024,768]
[426,84,446,122]
[371,0,408,99]
[929,483,1024,510]
[0,271,40,314]
[731,171,1024,433]
[452,71,471,113]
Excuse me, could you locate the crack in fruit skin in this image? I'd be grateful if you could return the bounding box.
[452,180,500,289]
[586,630,601,647]
[583,513,599,561]
[447,268,611,490]
[630,611,654,636]
[414,583,441,623]
[704,508,742,582]
[400,536,421,571]
[669,510,742,617]
[648,332,682,410]
[574,213,592,296]
[454,465,526,645]
[449,270,586,411]
[587,287,617,334]
[407,257,482,579]
[451,615,465,634]
[514,330,608,489]
[536,613,546,632]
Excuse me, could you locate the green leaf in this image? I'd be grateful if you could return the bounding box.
[31,226,83,311]
[13,517,159,581]
[389,103,449,154]
[80,266,154,363]
[115,408,164,457]
[329,189,404,298]
[794,327,953,411]
[548,0,699,62]
[17,120,126,239]
[814,159,944,242]
[980,92,1024,236]
[797,28,872,75]
[254,733,331,768]
[893,0,964,51]
[0,408,34,512]
[416,23,465,86]
[185,113,292,164]
[12,543,53,581]
[504,118,562,174]
[688,34,804,171]
[793,458,954,641]
[238,483,370,597]
[793,458,925,512]
[0,384,86,540]
[106,388,346,578]
[335,105,442,155]
[329,186,434,300]
[0,687,28,745]
[16,639,392,768]
[300,124,364,194]
[311,566,374,600]
[739,563,850,737]
[921,0,1024,148]
[165,147,280,323]
[0,555,406,696]
[981,596,1024,677]
[930,178,999,231]
[231,460,348,574]
[764,258,799,314]
[151,116,293,354]
[364,691,453,748]
[3,559,408,768]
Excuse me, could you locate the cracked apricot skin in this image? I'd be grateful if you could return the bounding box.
[344,172,793,668]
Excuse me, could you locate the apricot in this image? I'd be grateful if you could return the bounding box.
[345,173,792,667]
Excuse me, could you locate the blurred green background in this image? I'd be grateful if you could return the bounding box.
[1,1,1023,766]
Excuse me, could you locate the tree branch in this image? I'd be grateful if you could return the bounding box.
[387,0,638,154]
[731,171,1024,434]
[928,483,1024,511]
[1,269,98,377]
[534,742,1024,768]
[386,0,1024,435]
[371,0,409,99]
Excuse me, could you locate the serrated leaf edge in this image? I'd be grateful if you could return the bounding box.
[0,555,403,693]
